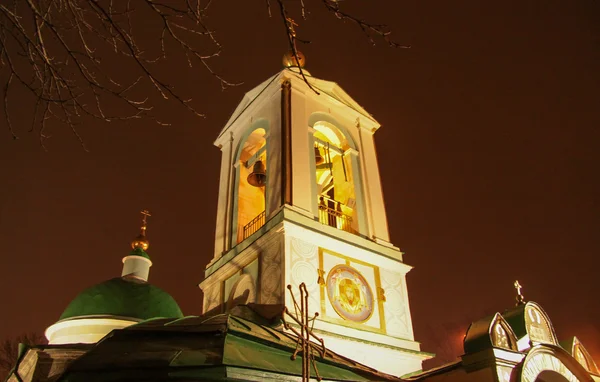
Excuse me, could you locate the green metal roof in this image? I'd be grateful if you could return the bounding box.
[59,277,183,321]
[501,303,527,339]
[58,305,403,382]
[463,313,496,354]
[463,312,518,354]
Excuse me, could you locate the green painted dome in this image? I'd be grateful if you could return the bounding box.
[59,277,183,321]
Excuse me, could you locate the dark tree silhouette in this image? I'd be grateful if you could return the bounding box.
[0,332,46,379]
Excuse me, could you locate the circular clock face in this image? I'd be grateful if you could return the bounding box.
[326,264,374,322]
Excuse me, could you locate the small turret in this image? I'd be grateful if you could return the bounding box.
[122,210,153,281]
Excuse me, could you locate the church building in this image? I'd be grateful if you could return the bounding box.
[5,52,599,382]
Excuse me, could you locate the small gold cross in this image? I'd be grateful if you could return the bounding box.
[514,280,525,305]
[514,280,522,294]
[286,17,298,37]
[141,209,151,223]
[140,210,151,232]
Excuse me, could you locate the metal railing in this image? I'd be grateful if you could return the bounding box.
[242,210,266,240]
[318,196,354,234]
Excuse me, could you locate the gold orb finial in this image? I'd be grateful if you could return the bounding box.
[283,50,306,68]
[131,210,151,251]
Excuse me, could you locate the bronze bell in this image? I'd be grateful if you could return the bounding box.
[247,160,266,187]
[314,146,324,165]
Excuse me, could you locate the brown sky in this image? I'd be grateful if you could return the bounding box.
[1,0,599,369]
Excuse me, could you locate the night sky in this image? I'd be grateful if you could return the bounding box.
[1,0,598,369]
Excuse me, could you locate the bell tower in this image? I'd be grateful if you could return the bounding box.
[199,55,430,376]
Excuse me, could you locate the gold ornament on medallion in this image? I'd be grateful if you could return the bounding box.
[326,264,374,322]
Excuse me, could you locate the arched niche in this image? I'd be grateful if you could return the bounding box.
[231,120,270,246]
[491,314,518,351]
[307,113,367,236]
[563,337,599,375]
[524,304,558,346]
[503,302,559,351]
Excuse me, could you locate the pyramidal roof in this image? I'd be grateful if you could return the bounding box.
[56,305,402,382]
[216,68,379,143]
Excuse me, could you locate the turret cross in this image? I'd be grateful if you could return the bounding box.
[514,280,525,306]
[140,210,151,233]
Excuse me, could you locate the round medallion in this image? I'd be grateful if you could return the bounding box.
[326,264,374,322]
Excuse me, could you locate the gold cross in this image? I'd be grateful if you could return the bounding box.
[286,17,298,37]
[514,280,524,305]
[514,280,522,294]
[140,209,151,233]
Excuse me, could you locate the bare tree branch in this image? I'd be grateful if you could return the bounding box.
[320,0,410,48]
[0,332,46,379]
[0,0,407,148]
[0,0,234,147]
[271,0,408,95]
[274,0,318,94]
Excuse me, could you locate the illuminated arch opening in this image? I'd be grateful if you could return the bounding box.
[232,124,268,245]
[309,116,366,235]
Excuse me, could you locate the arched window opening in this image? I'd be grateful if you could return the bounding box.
[492,322,514,350]
[236,128,267,243]
[313,121,358,234]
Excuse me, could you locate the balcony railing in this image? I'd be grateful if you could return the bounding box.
[318,196,354,234]
[242,210,266,240]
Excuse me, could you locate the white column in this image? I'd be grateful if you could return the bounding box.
[307,127,319,217]
[359,127,391,243]
[265,92,283,219]
[230,161,241,246]
[290,87,313,215]
[346,148,368,236]
[213,135,234,258]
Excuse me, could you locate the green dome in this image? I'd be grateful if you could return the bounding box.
[59,277,183,321]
